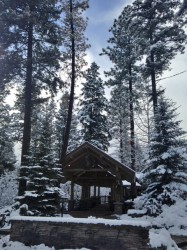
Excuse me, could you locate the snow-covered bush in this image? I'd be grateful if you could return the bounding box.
[17,164,63,216]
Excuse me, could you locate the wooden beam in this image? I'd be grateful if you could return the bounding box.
[78,176,115,180]
[64,168,108,172]
[75,180,115,188]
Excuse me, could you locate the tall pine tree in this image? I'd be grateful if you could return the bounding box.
[55,92,69,161]
[109,83,131,165]
[55,91,80,159]
[60,0,89,162]
[103,4,144,170]
[0,0,63,194]
[79,62,110,151]
[133,0,186,114]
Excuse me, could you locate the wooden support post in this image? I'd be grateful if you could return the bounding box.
[114,179,122,202]
[68,181,75,211]
[88,185,90,198]
[94,185,96,196]
[70,181,74,200]
[85,185,89,199]
[111,183,115,201]
[114,202,123,215]
[81,185,85,199]
[131,181,137,201]
[98,186,100,196]
[120,179,123,201]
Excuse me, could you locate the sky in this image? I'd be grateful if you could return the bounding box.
[84,0,187,133]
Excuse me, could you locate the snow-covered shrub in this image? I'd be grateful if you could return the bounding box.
[17,164,64,217]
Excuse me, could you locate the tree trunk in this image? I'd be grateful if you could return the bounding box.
[119,118,124,163]
[60,0,75,164]
[149,21,158,115]
[150,50,157,115]
[129,65,136,199]
[18,20,33,196]
[128,65,135,172]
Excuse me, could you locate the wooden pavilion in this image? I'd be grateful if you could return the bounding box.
[63,142,135,214]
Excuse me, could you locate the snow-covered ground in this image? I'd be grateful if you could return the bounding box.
[119,198,187,249]
[0,236,90,250]
[131,197,187,237]
[0,197,186,250]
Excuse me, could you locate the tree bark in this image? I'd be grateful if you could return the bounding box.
[128,65,135,172]
[60,0,75,164]
[150,50,158,115]
[149,8,158,116]
[119,118,124,163]
[18,20,33,196]
[129,64,136,199]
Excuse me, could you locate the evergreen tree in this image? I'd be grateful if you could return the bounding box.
[142,98,187,215]
[103,4,143,170]
[109,83,131,165]
[0,87,16,171]
[55,92,80,160]
[133,0,186,114]
[19,163,62,216]
[55,92,69,161]
[109,83,144,170]
[0,0,63,194]
[135,82,153,145]
[30,98,57,166]
[60,0,89,162]
[79,62,110,151]
[18,98,63,216]
[67,112,81,152]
